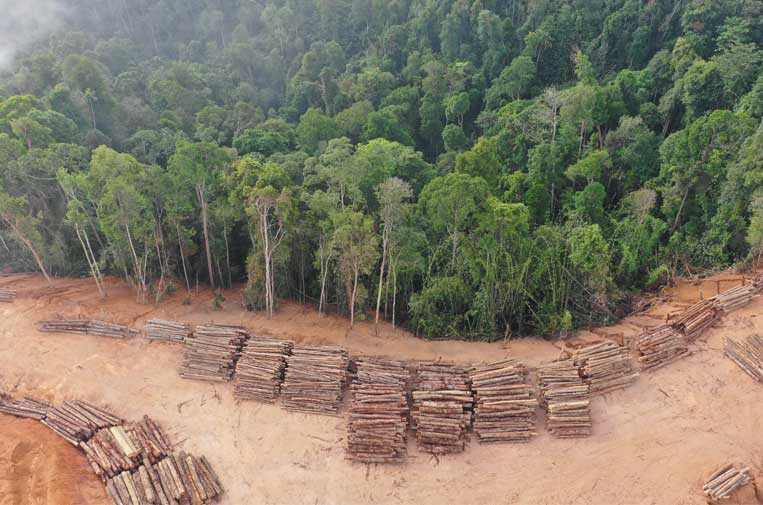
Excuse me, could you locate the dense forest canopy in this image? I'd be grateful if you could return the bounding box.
[2,0,763,340]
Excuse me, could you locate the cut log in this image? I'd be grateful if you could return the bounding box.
[38,318,138,338]
[573,342,639,395]
[702,463,752,500]
[180,324,248,383]
[468,359,537,443]
[233,337,292,402]
[346,357,410,463]
[537,360,592,438]
[411,361,472,454]
[144,319,191,343]
[724,336,763,383]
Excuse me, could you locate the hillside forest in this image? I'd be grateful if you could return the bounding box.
[2,0,763,340]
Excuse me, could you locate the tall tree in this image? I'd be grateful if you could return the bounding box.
[332,209,379,327]
[374,177,412,329]
[168,140,231,290]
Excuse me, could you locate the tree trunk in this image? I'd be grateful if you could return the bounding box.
[75,224,104,297]
[10,222,52,286]
[597,124,604,149]
[261,210,273,318]
[374,231,387,331]
[124,221,147,302]
[154,230,165,303]
[318,240,332,315]
[671,186,691,232]
[223,219,232,289]
[82,224,105,295]
[392,266,397,329]
[176,222,191,294]
[350,267,359,328]
[88,99,97,130]
[197,186,215,289]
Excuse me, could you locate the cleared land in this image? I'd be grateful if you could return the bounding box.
[1,274,762,505]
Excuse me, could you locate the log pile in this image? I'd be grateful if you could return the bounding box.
[703,463,752,501]
[346,357,410,463]
[0,395,223,505]
[711,285,756,313]
[233,337,293,402]
[0,287,16,302]
[42,400,123,445]
[573,342,639,395]
[144,319,191,343]
[179,324,248,382]
[670,299,719,340]
[468,359,538,443]
[537,361,592,438]
[0,396,51,419]
[753,273,763,292]
[281,345,349,414]
[38,319,138,338]
[81,416,173,479]
[104,453,222,505]
[81,425,143,476]
[636,325,689,371]
[724,335,763,382]
[411,361,473,454]
[128,416,172,463]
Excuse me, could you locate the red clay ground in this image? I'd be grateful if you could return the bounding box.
[1,274,762,505]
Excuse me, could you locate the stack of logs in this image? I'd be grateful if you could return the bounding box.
[636,325,689,371]
[0,396,50,419]
[670,299,719,340]
[468,359,538,443]
[0,395,224,505]
[233,338,293,402]
[703,464,752,501]
[105,452,222,505]
[346,357,410,463]
[711,285,756,313]
[411,361,473,454]
[179,324,248,382]
[38,319,138,338]
[143,319,191,343]
[82,416,171,478]
[42,400,123,445]
[82,425,145,476]
[724,335,763,382]
[0,287,16,302]
[281,345,349,414]
[537,361,592,438]
[753,273,763,292]
[573,342,639,395]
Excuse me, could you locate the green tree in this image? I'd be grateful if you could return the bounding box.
[332,209,379,327]
[168,140,231,289]
[419,173,490,272]
[374,177,412,328]
[0,188,52,284]
[296,108,339,154]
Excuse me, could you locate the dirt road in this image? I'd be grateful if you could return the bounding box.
[0,274,762,505]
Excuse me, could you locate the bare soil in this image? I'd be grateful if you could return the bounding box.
[1,274,763,505]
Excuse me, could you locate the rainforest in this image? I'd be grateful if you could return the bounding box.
[2,0,763,340]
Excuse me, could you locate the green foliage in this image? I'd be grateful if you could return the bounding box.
[296,108,339,154]
[442,124,467,152]
[2,0,763,339]
[566,150,610,185]
[410,275,472,339]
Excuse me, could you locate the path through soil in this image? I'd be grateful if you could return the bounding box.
[1,274,762,505]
